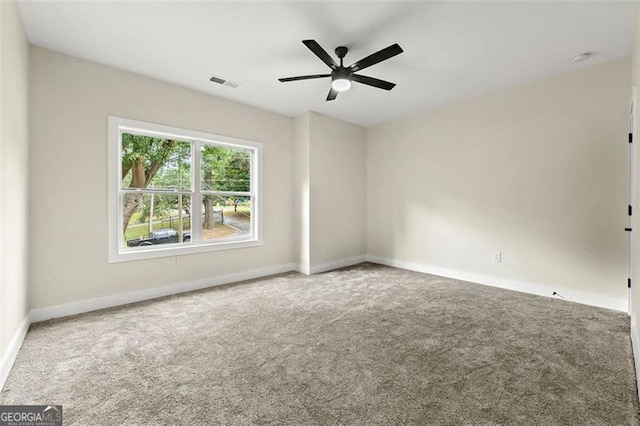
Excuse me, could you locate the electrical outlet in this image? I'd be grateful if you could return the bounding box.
[493,251,502,262]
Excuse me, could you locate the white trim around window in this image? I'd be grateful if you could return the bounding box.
[108,116,263,263]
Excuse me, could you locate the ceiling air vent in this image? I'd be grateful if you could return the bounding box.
[209,75,241,89]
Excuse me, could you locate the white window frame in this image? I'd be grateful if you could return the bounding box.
[108,116,263,263]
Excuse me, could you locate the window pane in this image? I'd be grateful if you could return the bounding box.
[122,193,192,248]
[201,195,251,242]
[122,133,191,190]
[201,145,251,192]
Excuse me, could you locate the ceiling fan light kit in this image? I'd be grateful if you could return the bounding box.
[331,64,352,92]
[331,78,351,92]
[279,39,403,101]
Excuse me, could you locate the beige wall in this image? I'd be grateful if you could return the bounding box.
[293,112,367,273]
[308,112,366,269]
[368,57,631,304]
[293,113,310,269]
[634,6,640,93]
[0,0,30,371]
[29,47,294,309]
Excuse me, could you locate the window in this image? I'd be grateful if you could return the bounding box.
[108,117,262,262]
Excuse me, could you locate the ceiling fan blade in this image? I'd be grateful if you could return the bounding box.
[302,40,338,70]
[326,87,338,101]
[352,74,396,90]
[279,74,331,82]
[349,43,403,72]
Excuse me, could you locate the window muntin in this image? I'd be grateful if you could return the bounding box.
[109,117,262,262]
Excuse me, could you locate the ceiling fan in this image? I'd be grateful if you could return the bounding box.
[278,40,404,101]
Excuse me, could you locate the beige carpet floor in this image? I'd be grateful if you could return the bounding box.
[1,263,638,425]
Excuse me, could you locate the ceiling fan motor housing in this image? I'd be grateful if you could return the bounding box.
[332,67,351,82]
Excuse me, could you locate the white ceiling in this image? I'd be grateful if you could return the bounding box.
[17,1,636,127]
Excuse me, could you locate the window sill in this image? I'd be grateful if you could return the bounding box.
[108,238,263,263]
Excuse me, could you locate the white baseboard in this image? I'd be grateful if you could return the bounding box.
[296,255,366,275]
[297,264,311,275]
[0,315,30,391]
[366,255,628,312]
[310,255,367,275]
[30,262,296,323]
